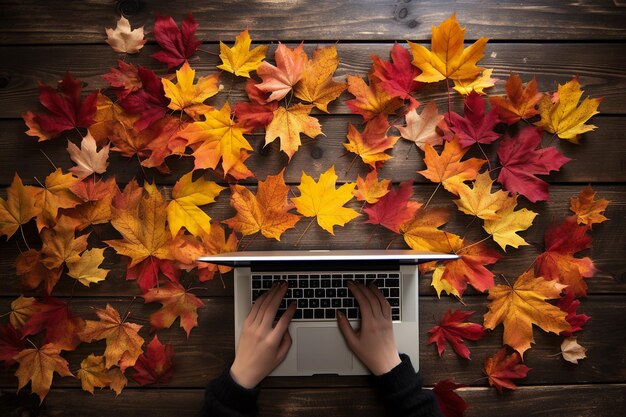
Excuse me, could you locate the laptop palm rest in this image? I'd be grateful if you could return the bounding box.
[296,327,353,372]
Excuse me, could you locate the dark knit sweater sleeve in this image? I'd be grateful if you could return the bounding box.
[371,354,444,417]
[202,367,260,417]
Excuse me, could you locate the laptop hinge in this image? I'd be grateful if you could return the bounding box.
[250,260,400,272]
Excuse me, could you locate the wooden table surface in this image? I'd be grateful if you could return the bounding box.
[1,1,625,416]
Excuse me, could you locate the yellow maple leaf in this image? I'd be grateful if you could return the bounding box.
[292,166,360,235]
[40,221,90,269]
[217,29,268,77]
[294,45,347,113]
[453,172,509,220]
[408,14,489,83]
[265,103,322,159]
[483,195,537,250]
[14,343,74,403]
[66,247,110,287]
[400,207,462,253]
[353,170,391,204]
[453,68,497,95]
[76,354,127,396]
[35,168,81,231]
[535,77,602,143]
[431,264,461,298]
[0,173,42,239]
[162,61,221,118]
[483,270,570,357]
[166,171,225,237]
[569,185,609,228]
[9,295,39,330]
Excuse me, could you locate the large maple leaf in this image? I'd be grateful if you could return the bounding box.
[345,75,404,122]
[497,126,570,202]
[344,114,400,169]
[105,16,146,54]
[143,282,205,337]
[418,137,487,195]
[14,343,73,403]
[428,309,485,360]
[489,74,542,124]
[535,77,602,143]
[130,335,175,385]
[453,172,509,220]
[408,14,489,83]
[570,185,609,228]
[35,168,80,231]
[151,13,201,70]
[439,92,501,148]
[79,304,144,370]
[21,297,85,351]
[217,29,268,77]
[484,270,571,356]
[397,101,444,150]
[370,43,422,105]
[224,170,300,241]
[483,347,530,391]
[363,180,421,233]
[535,216,596,297]
[294,45,347,112]
[483,195,537,251]
[76,354,127,395]
[256,43,308,102]
[0,174,43,239]
[162,61,220,118]
[265,103,322,160]
[352,170,391,204]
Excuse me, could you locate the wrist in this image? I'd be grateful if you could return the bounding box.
[370,353,402,376]
[229,363,260,389]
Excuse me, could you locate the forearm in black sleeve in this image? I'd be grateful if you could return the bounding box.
[202,367,260,417]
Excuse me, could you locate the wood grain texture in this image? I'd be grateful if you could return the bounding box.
[2,0,626,44]
[1,43,625,118]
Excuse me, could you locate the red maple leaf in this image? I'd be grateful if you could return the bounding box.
[127,258,181,294]
[497,126,570,202]
[536,216,596,297]
[0,324,25,367]
[20,297,85,351]
[484,347,531,391]
[119,66,170,130]
[440,92,500,148]
[428,309,485,359]
[370,43,422,107]
[151,13,201,70]
[233,79,278,130]
[102,60,142,99]
[130,335,175,385]
[24,73,97,140]
[432,379,468,417]
[557,288,591,337]
[363,180,421,233]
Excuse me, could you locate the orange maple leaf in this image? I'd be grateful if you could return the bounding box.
[344,114,400,169]
[569,185,609,228]
[15,249,63,294]
[76,354,127,396]
[345,75,404,121]
[256,43,308,102]
[14,343,73,403]
[264,103,322,160]
[483,347,531,391]
[353,171,391,204]
[143,281,205,337]
[40,220,90,269]
[294,45,347,112]
[489,74,542,124]
[400,207,461,254]
[35,168,81,231]
[0,174,42,239]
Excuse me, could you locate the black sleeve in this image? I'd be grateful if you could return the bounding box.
[201,367,260,417]
[371,354,444,417]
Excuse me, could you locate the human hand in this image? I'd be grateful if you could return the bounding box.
[337,281,402,376]
[230,282,296,388]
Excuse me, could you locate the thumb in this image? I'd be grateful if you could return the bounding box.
[336,310,358,351]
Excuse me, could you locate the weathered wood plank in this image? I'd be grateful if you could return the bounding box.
[1,43,625,119]
[0,185,623,297]
[0,296,623,390]
[2,0,626,44]
[1,115,625,187]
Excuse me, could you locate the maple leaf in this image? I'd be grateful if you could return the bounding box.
[453,172,509,220]
[233,79,279,130]
[21,297,85,351]
[484,270,570,356]
[35,168,81,231]
[217,29,268,77]
[180,102,254,179]
[439,92,501,148]
[14,343,73,403]
[438,239,501,296]
[130,335,175,385]
[370,43,422,105]
[167,171,225,237]
[143,282,205,337]
[295,45,347,112]
[102,60,142,99]
[453,68,497,95]
[535,77,603,143]
[345,75,404,122]
[79,304,144,370]
[77,354,127,395]
[558,289,590,337]
[432,379,468,417]
[400,207,461,254]
[353,170,391,204]
[561,336,587,364]
[0,174,43,239]
[418,137,487,195]
[40,220,89,269]
[9,296,39,330]
[23,73,97,140]
[345,114,400,169]
[265,103,322,159]
[15,249,63,294]
[535,216,596,297]
[0,324,25,367]
[162,61,221,118]
[137,115,189,172]
[105,16,146,54]
[119,66,170,131]
[66,247,110,287]
[428,309,485,359]
[408,14,489,83]
[363,180,421,233]
[63,177,119,232]
[489,74,542,124]
[397,101,444,150]
[430,264,461,299]
[224,170,300,240]
[497,126,570,202]
[151,13,201,70]
[256,43,308,102]
[483,347,530,391]
[292,166,360,235]
[570,185,609,228]
[67,132,110,180]
[483,195,537,251]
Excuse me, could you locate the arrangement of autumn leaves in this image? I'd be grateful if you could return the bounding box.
[0,11,610,411]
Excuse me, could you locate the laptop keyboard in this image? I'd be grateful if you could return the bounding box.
[251,272,401,321]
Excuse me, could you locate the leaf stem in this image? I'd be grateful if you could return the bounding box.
[477,142,492,171]
[19,225,31,251]
[294,218,315,247]
[458,235,491,253]
[39,149,58,170]
[423,183,441,209]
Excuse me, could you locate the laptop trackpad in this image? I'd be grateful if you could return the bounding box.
[296,327,353,372]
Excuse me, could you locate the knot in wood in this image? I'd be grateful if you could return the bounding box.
[117,0,143,16]
[310,146,323,159]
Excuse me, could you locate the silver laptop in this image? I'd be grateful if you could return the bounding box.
[199,249,458,376]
